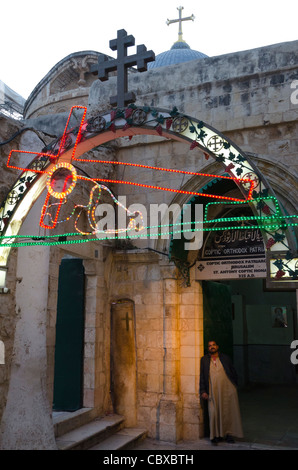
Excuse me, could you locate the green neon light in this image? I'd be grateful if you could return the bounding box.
[204,196,281,222]
[0,218,297,248]
[0,194,296,248]
[204,214,297,224]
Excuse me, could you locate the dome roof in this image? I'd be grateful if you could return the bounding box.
[148,40,208,69]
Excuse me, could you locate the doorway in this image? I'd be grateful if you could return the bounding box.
[203,278,297,384]
[53,258,85,411]
[202,280,234,437]
[202,277,298,443]
[202,280,234,359]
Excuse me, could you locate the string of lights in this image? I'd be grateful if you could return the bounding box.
[1,105,297,261]
[0,216,296,248]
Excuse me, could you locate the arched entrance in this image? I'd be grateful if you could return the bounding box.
[169,173,297,443]
[0,104,297,447]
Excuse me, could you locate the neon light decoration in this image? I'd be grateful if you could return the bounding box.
[39,162,78,230]
[0,195,297,248]
[1,103,297,283]
[75,159,256,200]
[7,145,256,205]
[5,105,257,235]
[6,106,88,230]
[0,212,297,248]
[204,196,282,221]
[46,162,77,199]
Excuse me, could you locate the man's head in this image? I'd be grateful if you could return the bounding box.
[208,340,219,355]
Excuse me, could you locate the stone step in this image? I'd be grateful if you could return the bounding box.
[55,414,125,450]
[53,407,97,438]
[89,427,147,450]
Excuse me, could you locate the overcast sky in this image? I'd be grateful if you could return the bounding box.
[2,0,298,99]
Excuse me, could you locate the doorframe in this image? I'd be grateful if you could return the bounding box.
[47,251,100,412]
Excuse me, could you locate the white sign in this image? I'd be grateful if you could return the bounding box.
[196,257,267,280]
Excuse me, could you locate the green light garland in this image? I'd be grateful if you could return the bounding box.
[204,196,281,222]
[0,216,297,248]
[1,191,297,248]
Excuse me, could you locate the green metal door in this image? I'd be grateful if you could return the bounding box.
[202,280,233,359]
[53,258,85,411]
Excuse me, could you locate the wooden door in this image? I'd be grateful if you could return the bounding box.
[53,258,85,411]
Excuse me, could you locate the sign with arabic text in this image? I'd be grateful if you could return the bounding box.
[196,225,267,280]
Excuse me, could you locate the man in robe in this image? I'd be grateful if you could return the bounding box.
[199,340,243,445]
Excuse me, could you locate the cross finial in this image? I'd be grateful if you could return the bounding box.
[91,29,155,108]
[166,6,195,43]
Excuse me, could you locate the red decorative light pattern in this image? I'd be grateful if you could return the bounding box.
[6,106,255,231]
[7,106,87,229]
[76,159,255,200]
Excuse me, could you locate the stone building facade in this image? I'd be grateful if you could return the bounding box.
[0,35,297,449]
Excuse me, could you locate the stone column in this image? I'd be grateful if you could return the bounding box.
[179,273,204,440]
[111,300,137,426]
[157,275,182,442]
[0,198,57,450]
[83,255,112,416]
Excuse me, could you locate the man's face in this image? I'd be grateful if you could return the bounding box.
[208,341,219,354]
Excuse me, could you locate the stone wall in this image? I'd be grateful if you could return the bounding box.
[0,116,23,423]
[0,248,17,423]
[23,52,102,119]
[108,251,204,440]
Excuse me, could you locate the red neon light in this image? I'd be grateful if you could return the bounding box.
[40,193,64,230]
[7,150,54,173]
[7,105,87,172]
[6,106,87,230]
[76,159,255,200]
[79,176,252,202]
[41,168,75,229]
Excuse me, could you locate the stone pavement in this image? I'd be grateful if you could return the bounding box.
[135,383,298,451]
[134,436,294,451]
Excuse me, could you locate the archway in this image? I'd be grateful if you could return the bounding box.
[168,171,298,443]
[0,104,297,448]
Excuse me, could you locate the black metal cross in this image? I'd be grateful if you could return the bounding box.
[91,29,155,108]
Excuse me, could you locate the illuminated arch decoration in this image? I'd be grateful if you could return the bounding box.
[0,104,297,284]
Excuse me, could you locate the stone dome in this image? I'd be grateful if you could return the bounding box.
[148,40,208,69]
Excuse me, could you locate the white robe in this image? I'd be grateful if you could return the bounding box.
[208,357,244,439]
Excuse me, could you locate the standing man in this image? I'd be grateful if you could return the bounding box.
[199,340,243,445]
